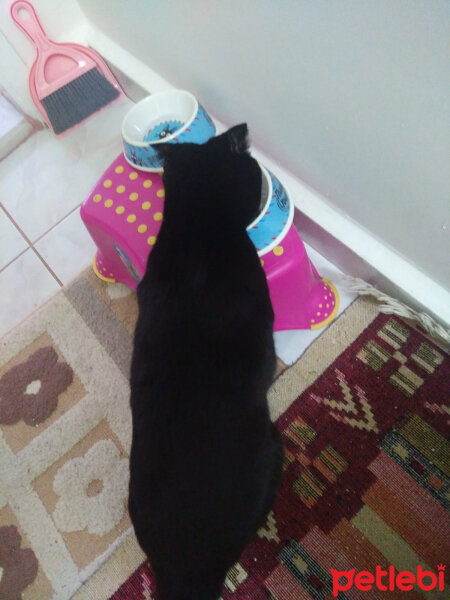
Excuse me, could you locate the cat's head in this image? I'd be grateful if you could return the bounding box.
[155,124,262,229]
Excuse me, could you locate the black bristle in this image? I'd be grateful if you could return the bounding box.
[42,68,120,134]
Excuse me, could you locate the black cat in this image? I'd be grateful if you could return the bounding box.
[129,124,283,600]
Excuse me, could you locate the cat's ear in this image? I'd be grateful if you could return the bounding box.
[154,143,172,160]
[225,123,249,154]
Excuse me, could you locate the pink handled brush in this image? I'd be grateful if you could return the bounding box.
[11,0,121,135]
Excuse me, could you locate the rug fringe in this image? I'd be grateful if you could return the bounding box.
[341,276,450,348]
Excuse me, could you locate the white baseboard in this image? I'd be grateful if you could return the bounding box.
[0,117,33,162]
[85,25,450,328]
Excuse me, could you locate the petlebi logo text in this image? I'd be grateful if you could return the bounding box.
[330,564,446,596]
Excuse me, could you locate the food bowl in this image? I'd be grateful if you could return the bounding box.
[247,164,294,255]
[122,89,216,172]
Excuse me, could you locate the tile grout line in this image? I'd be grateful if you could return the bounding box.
[1,200,83,247]
[0,202,85,284]
[32,202,83,245]
[0,247,29,274]
[0,203,32,274]
[0,203,33,246]
[30,201,85,287]
[1,203,63,286]
[30,247,64,287]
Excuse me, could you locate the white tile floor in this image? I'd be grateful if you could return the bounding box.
[0,96,134,336]
[33,209,98,285]
[0,96,356,357]
[0,249,60,334]
[0,205,28,270]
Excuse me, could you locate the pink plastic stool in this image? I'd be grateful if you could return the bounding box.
[262,227,339,330]
[81,155,339,331]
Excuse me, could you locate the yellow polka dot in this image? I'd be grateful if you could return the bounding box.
[326,304,330,308]
[142,201,151,210]
[311,319,315,323]
[147,235,157,245]
[319,303,323,308]
[143,180,152,188]
[104,199,113,208]
[103,179,112,188]
[260,258,264,266]
[129,172,138,180]
[156,189,165,198]
[273,245,284,256]
[115,165,124,174]
[316,312,321,317]
[153,212,163,221]
[129,192,139,201]
[116,185,125,194]
[116,206,125,214]
[127,214,136,223]
[93,193,102,203]
[138,224,147,233]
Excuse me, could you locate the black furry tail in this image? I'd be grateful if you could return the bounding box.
[156,568,225,600]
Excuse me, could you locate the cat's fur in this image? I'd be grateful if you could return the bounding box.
[129,124,283,600]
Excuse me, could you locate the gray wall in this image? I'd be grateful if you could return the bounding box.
[78,0,450,287]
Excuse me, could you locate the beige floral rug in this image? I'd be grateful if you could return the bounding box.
[3,267,434,600]
[0,269,139,600]
[0,267,290,600]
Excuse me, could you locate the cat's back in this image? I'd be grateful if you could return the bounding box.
[129,126,282,597]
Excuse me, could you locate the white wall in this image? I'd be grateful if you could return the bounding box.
[1,0,448,294]
[76,0,450,289]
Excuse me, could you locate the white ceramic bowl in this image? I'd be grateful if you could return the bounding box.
[122,89,216,172]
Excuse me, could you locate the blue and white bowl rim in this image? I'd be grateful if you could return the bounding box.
[248,164,295,257]
[121,89,199,147]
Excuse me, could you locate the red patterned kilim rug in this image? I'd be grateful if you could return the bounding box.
[108,313,450,599]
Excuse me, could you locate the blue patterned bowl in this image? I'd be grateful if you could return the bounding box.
[122,90,216,172]
[247,165,294,255]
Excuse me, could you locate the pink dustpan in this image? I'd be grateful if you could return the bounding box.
[27,43,122,134]
[11,0,122,135]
